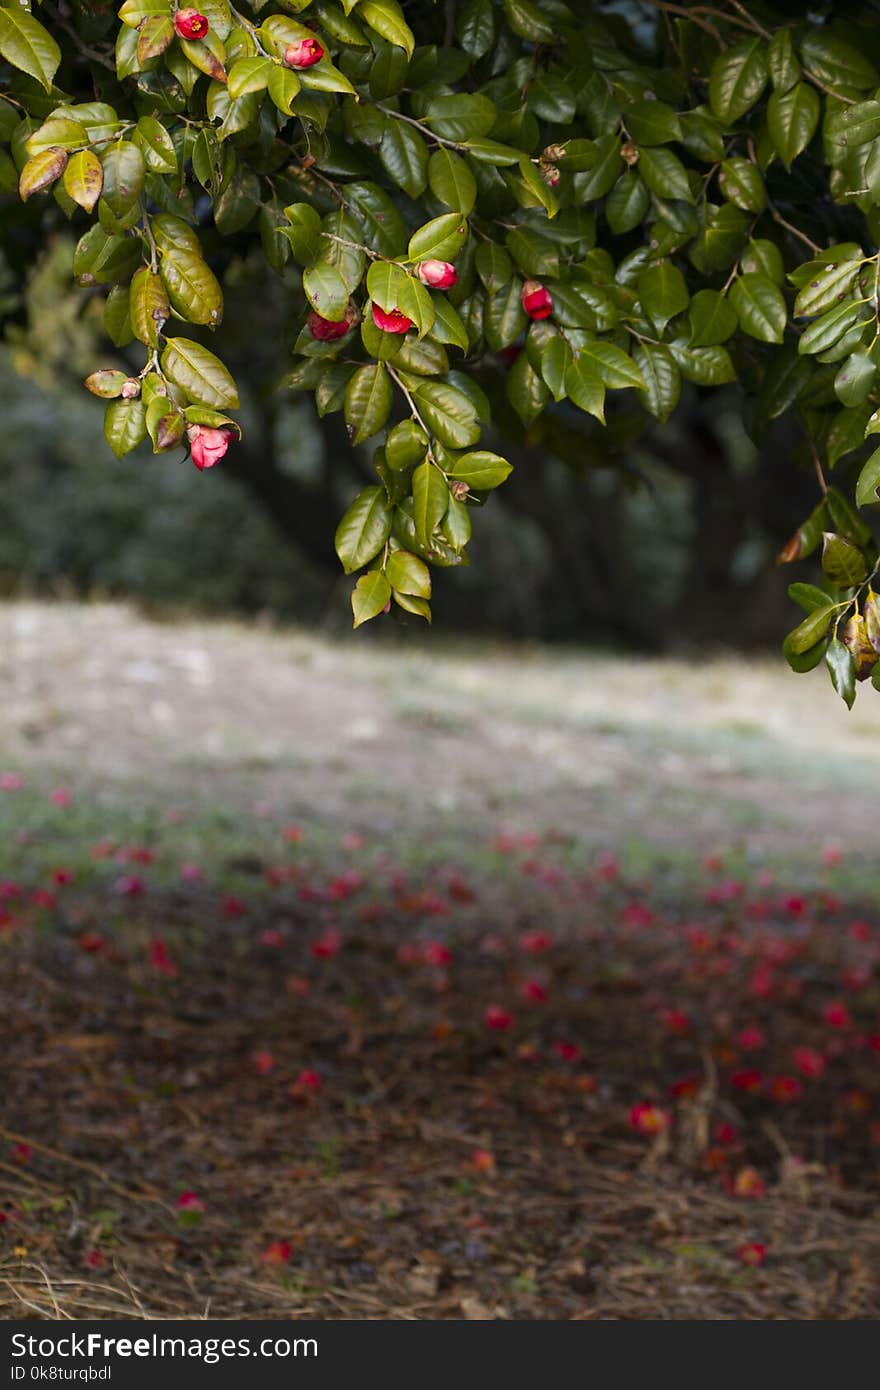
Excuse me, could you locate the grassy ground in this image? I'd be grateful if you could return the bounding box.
[0,602,878,1320]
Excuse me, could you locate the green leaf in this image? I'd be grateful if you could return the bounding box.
[501,0,555,42]
[565,356,605,422]
[130,266,170,347]
[358,0,415,58]
[227,56,272,98]
[834,352,875,408]
[798,300,865,357]
[0,7,61,92]
[484,277,527,350]
[827,404,872,467]
[579,340,646,392]
[344,363,392,445]
[447,450,512,491]
[407,213,468,264]
[351,571,392,628]
[386,420,428,471]
[669,343,736,385]
[428,149,477,216]
[476,243,513,294]
[637,146,693,204]
[794,257,864,318]
[718,158,765,212]
[267,65,301,116]
[637,261,689,332]
[414,380,480,450]
[767,82,820,168]
[134,116,177,173]
[785,604,835,654]
[729,272,787,343]
[161,338,239,409]
[540,337,572,402]
[626,100,682,146]
[688,289,738,347]
[282,203,322,266]
[386,549,431,598]
[101,142,145,219]
[822,531,867,586]
[768,29,800,93]
[605,172,649,235]
[411,461,450,546]
[826,639,856,709]
[303,262,351,321]
[632,343,680,423]
[72,226,141,286]
[429,295,469,352]
[855,447,880,506]
[788,582,833,614]
[800,33,877,94]
[741,238,784,284]
[26,118,88,158]
[160,248,224,327]
[104,398,147,459]
[379,119,428,198]
[457,0,495,59]
[335,485,393,573]
[708,39,768,123]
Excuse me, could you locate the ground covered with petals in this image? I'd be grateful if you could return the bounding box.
[0,605,878,1319]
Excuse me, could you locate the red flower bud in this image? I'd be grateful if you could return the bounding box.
[307,304,357,340]
[521,280,553,320]
[371,302,413,334]
[416,259,458,289]
[188,424,233,471]
[174,8,209,39]
[283,37,324,68]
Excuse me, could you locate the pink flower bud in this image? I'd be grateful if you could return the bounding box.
[521,280,553,320]
[187,424,233,471]
[120,378,140,399]
[371,302,413,334]
[173,8,209,39]
[416,259,458,289]
[283,37,324,68]
[307,304,357,340]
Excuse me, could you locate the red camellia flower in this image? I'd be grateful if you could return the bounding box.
[484,1004,513,1031]
[307,305,357,340]
[83,1248,106,1269]
[736,1024,766,1051]
[521,978,548,1003]
[662,1008,691,1036]
[823,1000,852,1030]
[188,424,233,471]
[149,937,177,977]
[289,1068,322,1099]
[259,1240,293,1265]
[521,280,553,320]
[769,1074,803,1104]
[715,1121,740,1146]
[629,1102,670,1135]
[737,1242,767,1267]
[283,37,324,68]
[793,1046,825,1079]
[416,259,458,289]
[731,1166,766,1198]
[469,1148,496,1173]
[371,302,413,334]
[173,8,209,39]
[175,1191,206,1212]
[730,1068,764,1094]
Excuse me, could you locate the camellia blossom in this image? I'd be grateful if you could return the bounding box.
[371,303,413,334]
[188,424,233,471]
[307,306,357,340]
[289,1069,322,1099]
[484,1004,513,1031]
[793,1046,826,1079]
[175,1191,205,1212]
[259,1240,293,1265]
[173,8,209,39]
[521,280,553,320]
[416,259,458,289]
[736,1242,767,1267]
[629,1102,670,1135]
[283,37,324,68]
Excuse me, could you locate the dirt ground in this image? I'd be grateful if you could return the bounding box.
[0,603,878,1320]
